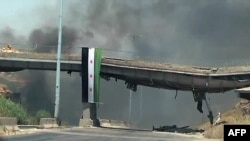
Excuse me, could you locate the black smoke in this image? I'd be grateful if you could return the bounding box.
[20,26,80,115]
[64,0,249,128]
[65,0,250,65]
[1,0,250,128]
[238,93,250,101]
[18,70,54,114]
[0,26,80,118]
[0,27,25,45]
[29,26,78,53]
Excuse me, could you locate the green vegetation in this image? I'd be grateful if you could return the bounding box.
[0,96,29,124]
[0,97,52,125]
[34,110,52,123]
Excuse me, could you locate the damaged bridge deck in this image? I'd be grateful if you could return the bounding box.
[1,52,250,93]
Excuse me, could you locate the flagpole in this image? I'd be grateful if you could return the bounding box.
[54,0,63,118]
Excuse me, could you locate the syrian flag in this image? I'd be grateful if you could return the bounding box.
[81,47,102,103]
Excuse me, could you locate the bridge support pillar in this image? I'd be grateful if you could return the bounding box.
[79,103,100,127]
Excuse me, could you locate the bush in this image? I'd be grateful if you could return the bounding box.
[34,110,52,123]
[0,97,29,124]
[0,97,53,125]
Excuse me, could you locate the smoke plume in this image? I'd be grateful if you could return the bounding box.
[1,0,250,128]
[29,26,78,53]
[0,25,81,118]
[20,26,80,115]
[0,27,25,45]
[64,0,248,128]
[65,0,250,65]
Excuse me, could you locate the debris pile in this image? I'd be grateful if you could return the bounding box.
[152,125,204,134]
[235,99,250,115]
[0,72,27,88]
[100,119,130,128]
[0,84,13,98]
[0,44,22,53]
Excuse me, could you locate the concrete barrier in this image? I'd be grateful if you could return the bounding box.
[0,117,19,134]
[79,119,93,127]
[39,118,59,129]
[100,119,129,128]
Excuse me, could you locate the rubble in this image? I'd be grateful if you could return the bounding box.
[152,125,204,134]
[235,99,250,115]
[0,44,22,53]
[100,119,130,128]
[0,84,13,98]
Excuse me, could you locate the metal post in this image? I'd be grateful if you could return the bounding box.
[54,0,63,118]
[128,90,132,122]
[139,86,143,120]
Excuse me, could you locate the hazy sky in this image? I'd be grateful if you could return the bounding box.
[0,0,246,128]
[0,0,58,36]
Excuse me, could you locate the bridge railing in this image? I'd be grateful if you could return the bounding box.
[101,49,250,68]
[1,42,250,68]
[0,43,82,61]
[0,52,81,61]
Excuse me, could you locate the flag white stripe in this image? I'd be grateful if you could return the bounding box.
[88,48,95,103]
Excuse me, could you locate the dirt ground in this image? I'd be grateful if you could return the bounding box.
[197,99,250,139]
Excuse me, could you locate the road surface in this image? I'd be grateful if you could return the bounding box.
[1,127,219,141]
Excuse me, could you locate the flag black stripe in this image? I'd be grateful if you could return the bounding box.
[81,47,89,103]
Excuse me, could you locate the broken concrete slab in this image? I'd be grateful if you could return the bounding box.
[235,87,250,93]
[39,118,59,129]
[100,119,129,128]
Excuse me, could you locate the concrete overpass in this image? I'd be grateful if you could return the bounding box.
[1,51,250,125]
[1,52,250,93]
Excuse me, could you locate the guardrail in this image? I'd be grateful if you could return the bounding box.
[0,52,81,61]
[101,49,250,68]
[1,49,250,68]
[1,42,250,68]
